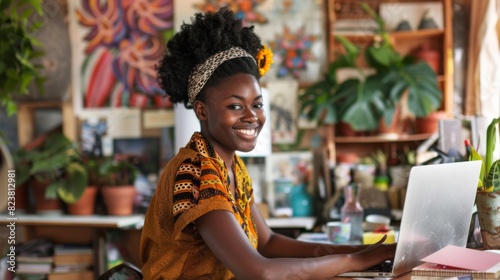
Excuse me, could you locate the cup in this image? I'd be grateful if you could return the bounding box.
[364,214,391,232]
[326,221,351,244]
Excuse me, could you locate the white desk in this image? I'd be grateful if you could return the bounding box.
[265,217,317,231]
[0,214,145,228]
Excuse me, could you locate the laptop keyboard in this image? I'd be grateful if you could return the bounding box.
[365,260,393,272]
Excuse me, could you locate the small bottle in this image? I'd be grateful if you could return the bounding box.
[340,183,364,244]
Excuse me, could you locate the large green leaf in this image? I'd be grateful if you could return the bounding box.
[484,160,500,192]
[57,162,88,203]
[383,62,442,117]
[299,77,339,125]
[338,76,385,131]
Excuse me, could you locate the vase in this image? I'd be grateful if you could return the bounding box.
[67,186,98,215]
[290,184,313,217]
[476,191,500,249]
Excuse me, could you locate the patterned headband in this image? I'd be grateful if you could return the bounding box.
[187,47,256,104]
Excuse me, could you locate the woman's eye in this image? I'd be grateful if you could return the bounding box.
[228,104,242,110]
[254,103,264,109]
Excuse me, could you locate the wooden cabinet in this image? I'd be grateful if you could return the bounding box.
[323,0,453,159]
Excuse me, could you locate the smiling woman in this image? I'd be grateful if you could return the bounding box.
[140,6,395,280]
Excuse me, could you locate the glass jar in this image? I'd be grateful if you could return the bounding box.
[340,183,364,244]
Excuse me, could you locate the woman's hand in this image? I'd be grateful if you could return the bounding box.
[346,235,397,271]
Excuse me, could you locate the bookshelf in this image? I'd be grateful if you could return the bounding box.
[0,214,145,278]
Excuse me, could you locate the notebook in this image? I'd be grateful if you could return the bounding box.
[340,161,482,278]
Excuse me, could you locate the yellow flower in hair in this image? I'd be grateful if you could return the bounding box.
[256,45,273,76]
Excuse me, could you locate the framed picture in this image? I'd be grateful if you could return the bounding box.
[265,151,313,213]
[268,80,299,144]
[112,138,161,177]
[68,0,174,119]
[81,119,108,157]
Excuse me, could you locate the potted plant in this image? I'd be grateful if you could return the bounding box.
[99,156,138,215]
[29,133,88,214]
[299,3,442,135]
[467,117,500,249]
[0,0,46,117]
[66,156,100,215]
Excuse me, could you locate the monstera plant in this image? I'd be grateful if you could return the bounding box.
[300,3,442,132]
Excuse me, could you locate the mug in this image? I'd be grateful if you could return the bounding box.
[326,221,351,244]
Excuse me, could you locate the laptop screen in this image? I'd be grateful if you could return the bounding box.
[392,161,482,276]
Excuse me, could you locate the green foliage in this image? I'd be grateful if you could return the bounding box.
[0,0,46,117]
[299,3,442,131]
[469,118,500,192]
[99,157,138,186]
[26,133,88,203]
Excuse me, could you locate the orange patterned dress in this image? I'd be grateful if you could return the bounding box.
[140,132,258,279]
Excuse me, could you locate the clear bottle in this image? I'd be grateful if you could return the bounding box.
[340,183,364,244]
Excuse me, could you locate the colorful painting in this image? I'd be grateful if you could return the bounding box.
[69,0,174,118]
[192,0,268,24]
[270,25,318,79]
[175,0,326,83]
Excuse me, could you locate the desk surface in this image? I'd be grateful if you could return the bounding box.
[265,217,317,230]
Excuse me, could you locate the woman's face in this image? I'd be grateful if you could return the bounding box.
[195,73,266,161]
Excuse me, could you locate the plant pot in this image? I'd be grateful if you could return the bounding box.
[415,111,448,134]
[67,186,98,215]
[337,122,361,137]
[32,179,62,216]
[101,186,136,215]
[378,105,403,138]
[476,191,500,249]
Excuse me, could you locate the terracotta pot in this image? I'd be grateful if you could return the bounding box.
[415,111,448,134]
[337,122,358,137]
[67,186,98,215]
[413,43,441,74]
[32,179,62,215]
[378,105,403,137]
[476,191,500,249]
[101,186,136,215]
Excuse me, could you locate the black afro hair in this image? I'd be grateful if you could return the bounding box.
[156,7,263,108]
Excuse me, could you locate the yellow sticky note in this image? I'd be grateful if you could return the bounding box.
[362,230,396,244]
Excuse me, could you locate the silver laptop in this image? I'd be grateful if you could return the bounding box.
[340,161,482,278]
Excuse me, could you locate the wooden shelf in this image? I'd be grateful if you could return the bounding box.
[333,29,444,40]
[0,214,145,228]
[334,133,434,143]
[391,29,445,39]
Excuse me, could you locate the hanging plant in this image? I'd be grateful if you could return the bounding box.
[0,0,46,116]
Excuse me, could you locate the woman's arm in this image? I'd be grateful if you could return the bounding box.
[251,204,380,258]
[195,208,395,280]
